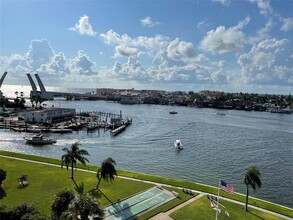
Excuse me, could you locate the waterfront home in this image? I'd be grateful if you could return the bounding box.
[120,92,142,104]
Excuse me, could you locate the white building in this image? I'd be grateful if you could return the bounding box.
[25,108,76,123]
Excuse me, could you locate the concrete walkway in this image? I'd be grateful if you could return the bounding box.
[149,193,206,220]
[1,155,292,220]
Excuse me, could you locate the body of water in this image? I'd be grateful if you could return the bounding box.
[0,85,292,208]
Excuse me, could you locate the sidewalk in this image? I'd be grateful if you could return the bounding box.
[149,193,206,220]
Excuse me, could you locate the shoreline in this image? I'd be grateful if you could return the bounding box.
[0,151,292,218]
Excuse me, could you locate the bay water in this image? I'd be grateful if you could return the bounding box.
[0,85,292,208]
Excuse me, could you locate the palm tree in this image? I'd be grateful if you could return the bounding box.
[61,142,90,181]
[244,165,262,211]
[96,157,117,189]
[51,189,75,220]
[52,183,104,220]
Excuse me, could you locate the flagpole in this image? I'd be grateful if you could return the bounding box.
[216,179,221,220]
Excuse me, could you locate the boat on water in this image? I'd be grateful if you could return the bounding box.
[216,112,226,116]
[86,121,98,131]
[169,111,178,114]
[25,134,56,145]
[174,140,183,150]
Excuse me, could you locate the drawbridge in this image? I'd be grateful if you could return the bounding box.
[0,72,103,101]
[27,73,54,100]
[0,72,7,98]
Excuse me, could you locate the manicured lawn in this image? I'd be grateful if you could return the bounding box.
[1,151,292,219]
[0,157,153,216]
[170,196,284,220]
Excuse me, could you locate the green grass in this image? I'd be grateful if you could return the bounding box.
[0,150,292,218]
[0,156,153,216]
[170,196,284,220]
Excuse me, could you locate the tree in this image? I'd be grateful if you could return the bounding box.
[51,190,75,220]
[18,174,28,188]
[0,169,6,189]
[96,157,117,189]
[61,142,90,181]
[244,165,262,211]
[52,183,104,220]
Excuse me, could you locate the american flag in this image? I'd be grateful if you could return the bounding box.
[220,180,234,195]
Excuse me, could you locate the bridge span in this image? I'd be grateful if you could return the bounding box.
[0,72,104,101]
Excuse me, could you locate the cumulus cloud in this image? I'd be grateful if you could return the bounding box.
[114,45,138,58]
[68,15,97,36]
[212,0,231,6]
[26,39,55,70]
[238,38,293,85]
[69,50,96,75]
[0,38,101,87]
[199,17,250,54]
[248,0,273,16]
[100,30,169,50]
[167,38,196,61]
[280,17,293,32]
[140,16,160,27]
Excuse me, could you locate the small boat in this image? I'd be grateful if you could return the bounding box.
[86,121,98,131]
[25,134,56,145]
[174,139,183,150]
[216,112,226,116]
[49,128,73,133]
[169,111,178,114]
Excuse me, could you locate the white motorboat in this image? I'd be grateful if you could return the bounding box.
[25,134,56,145]
[86,121,98,131]
[174,139,183,150]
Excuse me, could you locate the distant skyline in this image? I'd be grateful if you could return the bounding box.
[0,0,293,94]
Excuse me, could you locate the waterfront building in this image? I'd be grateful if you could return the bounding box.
[120,92,142,104]
[25,108,75,123]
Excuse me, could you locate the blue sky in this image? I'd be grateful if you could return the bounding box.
[0,0,293,94]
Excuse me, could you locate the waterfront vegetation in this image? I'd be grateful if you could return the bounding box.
[0,151,292,219]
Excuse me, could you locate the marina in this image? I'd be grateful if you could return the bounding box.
[0,97,292,208]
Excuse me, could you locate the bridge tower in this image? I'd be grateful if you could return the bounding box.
[0,72,7,98]
[27,73,54,101]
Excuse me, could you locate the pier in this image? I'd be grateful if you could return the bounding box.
[0,110,131,136]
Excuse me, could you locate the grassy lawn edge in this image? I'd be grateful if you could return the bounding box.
[0,150,292,218]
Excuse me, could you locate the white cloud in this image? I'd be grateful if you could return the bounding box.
[248,0,273,16]
[68,15,97,36]
[167,38,196,61]
[238,38,293,85]
[140,16,160,27]
[114,45,138,58]
[0,39,100,87]
[100,30,169,50]
[69,50,96,75]
[26,39,55,70]
[38,52,68,76]
[280,17,293,32]
[199,17,250,54]
[212,0,231,6]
